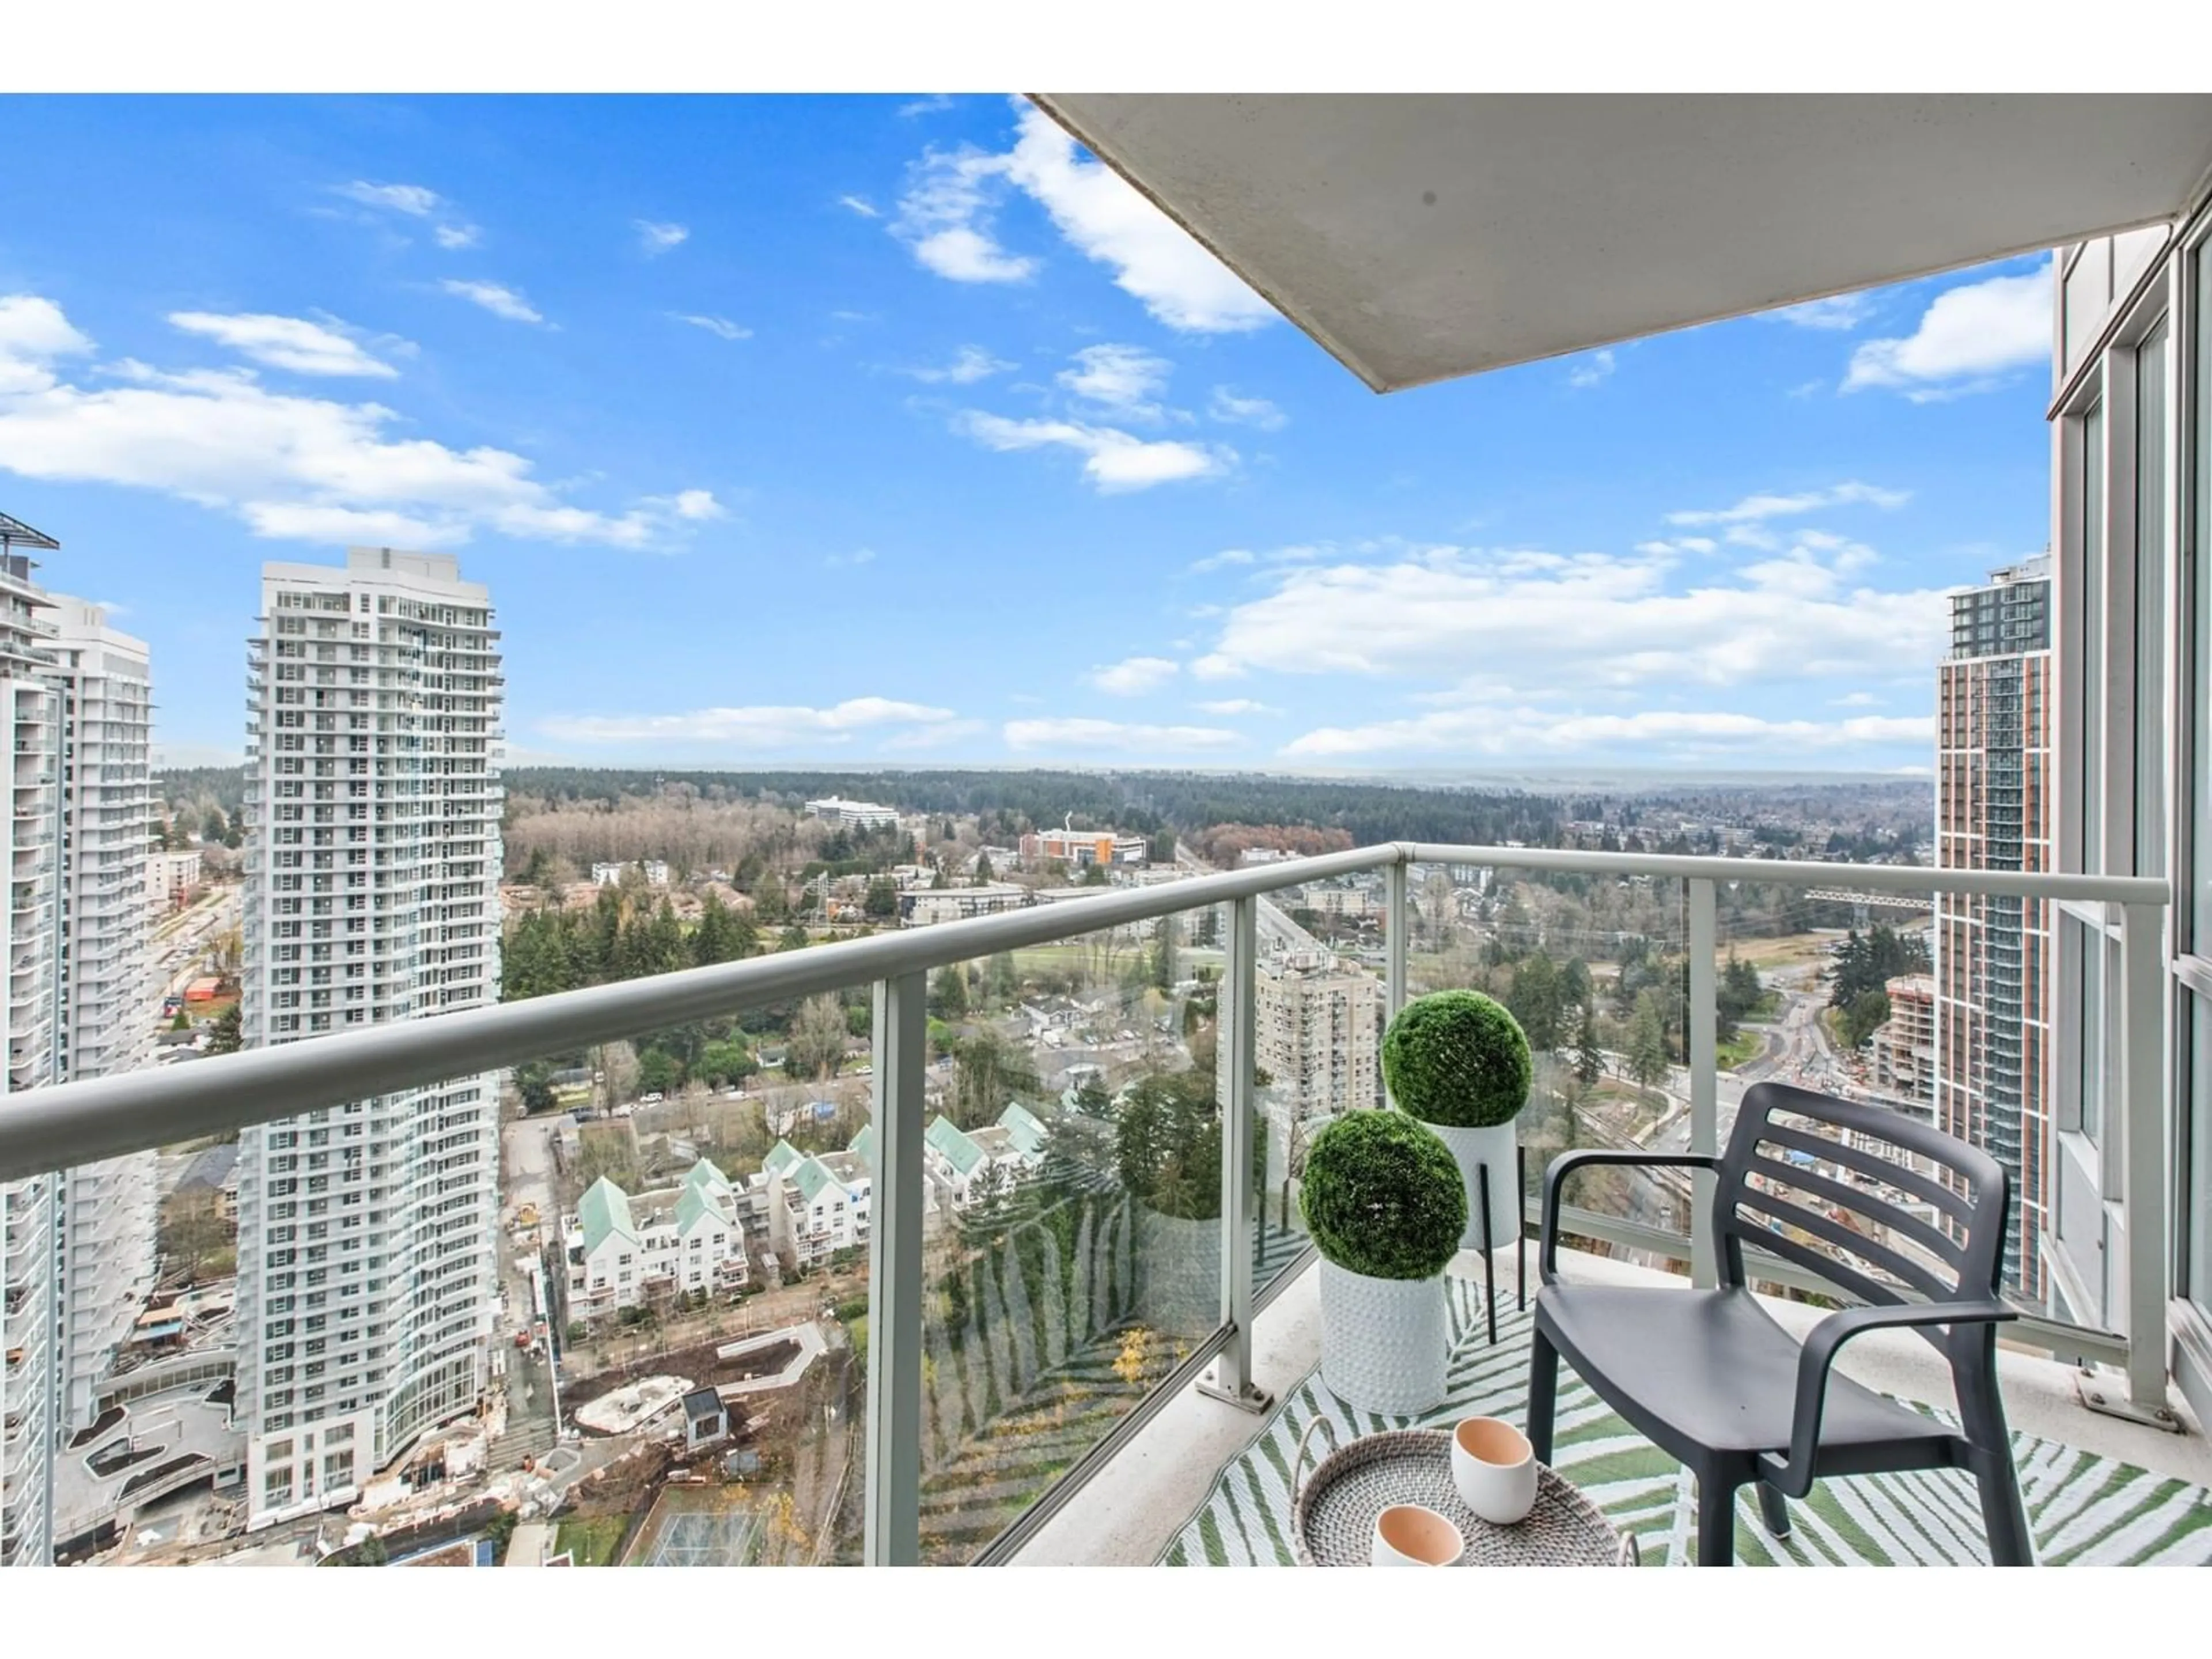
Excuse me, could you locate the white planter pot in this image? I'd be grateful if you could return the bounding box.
[1426,1120,1521,1252]
[1317,1259,1449,1416]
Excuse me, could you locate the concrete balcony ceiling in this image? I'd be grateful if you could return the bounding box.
[1030,94,2212,391]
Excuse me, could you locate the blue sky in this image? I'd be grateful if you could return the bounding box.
[0,94,2056,773]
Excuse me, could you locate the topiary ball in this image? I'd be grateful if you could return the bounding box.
[1382,990,1532,1128]
[1300,1109,1466,1281]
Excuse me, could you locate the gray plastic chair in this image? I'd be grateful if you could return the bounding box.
[1526,1080,2032,1566]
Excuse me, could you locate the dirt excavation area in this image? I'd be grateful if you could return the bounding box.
[562,1334,804,1433]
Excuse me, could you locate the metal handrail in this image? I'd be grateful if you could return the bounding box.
[0,842,1396,1179]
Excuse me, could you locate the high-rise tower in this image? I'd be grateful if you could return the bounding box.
[233,548,503,1529]
[1935,556,2054,1298]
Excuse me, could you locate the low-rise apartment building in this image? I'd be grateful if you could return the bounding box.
[564,1160,750,1317]
[1019,827,1147,868]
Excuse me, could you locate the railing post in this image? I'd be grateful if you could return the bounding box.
[1687,878,1718,1289]
[2117,902,2171,1417]
[1202,895,1270,1412]
[1385,857,1410,1097]
[863,971,926,1565]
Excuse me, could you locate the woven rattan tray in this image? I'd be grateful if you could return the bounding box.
[1291,1418,1638,1567]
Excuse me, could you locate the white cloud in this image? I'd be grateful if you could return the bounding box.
[1199,537,1949,692]
[893,103,1274,331]
[1003,717,1241,753]
[1189,548,1256,574]
[671,313,752,341]
[1830,690,1884,707]
[955,411,1228,492]
[899,94,956,118]
[635,219,690,256]
[544,697,958,747]
[837,195,881,219]
[1208,387,1286,430]
[168,312,399,378]
[1283,706,1933,759]
[241,502,465,548]
[0,295,94,392]
[0,294,715,552]
[892,142,1040,283]
[998,104,1274,332]
[902,344,1014,384]
[440,281,543,324]
[1567,348,1616,388]
[651,489,725,522]
[1667,480,1909,526]
[339,180,440,216]
[1196,698,1278,716]
[1057,343,1171,420]
[825,547,877,569]
[433,224,483,250]
[1766,293,1873,331]
[1843,268,2050,399]
[1089,655,1179,696]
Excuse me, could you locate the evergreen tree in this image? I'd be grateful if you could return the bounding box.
[1574,999,1604,1088]
[930,963,970,1021]
[1626,990,1670,1099]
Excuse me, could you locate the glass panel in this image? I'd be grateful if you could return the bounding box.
[2080,399,2106,873]
[2190,993,2212,1309]
[2195,241,2212,953]
[2135,317,2170,878]
[914,917,1224,1563]
[1405,861,1692,1272]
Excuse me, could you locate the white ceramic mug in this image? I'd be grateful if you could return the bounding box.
[1452,1416,1539,1525]
[1371,1502,1465,1567]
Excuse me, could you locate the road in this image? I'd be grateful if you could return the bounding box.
[495,1110,561,1464]
[151,885,240,1003]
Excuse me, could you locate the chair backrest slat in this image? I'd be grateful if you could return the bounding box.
[1755,1122,1978,1224]
[1717,1082,2009,1319]
[1731,1185,1955,1304]
[1743,1152,1967,1272]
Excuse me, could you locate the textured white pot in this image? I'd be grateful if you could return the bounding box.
[1317,1259,1449,1416]
[1426,1120,1521,1252]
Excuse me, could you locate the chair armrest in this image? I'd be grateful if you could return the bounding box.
[1756,1298,2016,1497]
[1538,1149,1718,1283]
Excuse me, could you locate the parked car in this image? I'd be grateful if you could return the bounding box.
[638,1092,664,1105]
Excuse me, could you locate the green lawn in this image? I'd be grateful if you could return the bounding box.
[1717,1028,1765,1070]
[555,1514,630,1567]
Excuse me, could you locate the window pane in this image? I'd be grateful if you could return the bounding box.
[2081,402,2105,871]
[2136,319,2169,878]
[2195,245,2212,952]
[2191,994,2212,1308]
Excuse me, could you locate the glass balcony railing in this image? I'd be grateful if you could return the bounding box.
[0,843,2177,1566]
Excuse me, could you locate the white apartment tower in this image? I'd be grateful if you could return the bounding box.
[0,527,63,1569]
[1248,947,1382,1120]
[46,599,158,1434]
[233,548,503,1529]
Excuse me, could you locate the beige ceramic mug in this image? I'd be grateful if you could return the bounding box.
[1452,1416,1539,1525]
[1371,1502,1465,1566]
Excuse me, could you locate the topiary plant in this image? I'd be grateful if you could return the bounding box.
[1300,1110,1466,1280]
[1382,990,1532,1128]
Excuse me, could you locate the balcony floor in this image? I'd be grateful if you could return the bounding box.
[1015,1245,2212,1566]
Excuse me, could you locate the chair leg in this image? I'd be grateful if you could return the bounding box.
[1526,1327,1559,1465]
[1695,1474,1740,1567]
[1971,1448,2034,1566]
[1756,1480,1790,1541]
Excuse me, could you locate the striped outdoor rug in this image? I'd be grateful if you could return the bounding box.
[1161,1278,2212,1566]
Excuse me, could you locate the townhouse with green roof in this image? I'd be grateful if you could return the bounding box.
[754,1125,874,1272]
[563,1158,749,1317]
